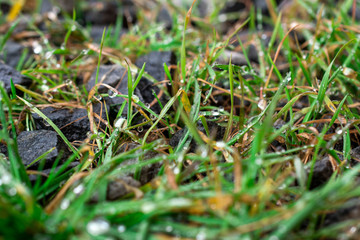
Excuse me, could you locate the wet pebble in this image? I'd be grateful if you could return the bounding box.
[0,62,31,95]
[16,130,70,169]
[32,104,108,142]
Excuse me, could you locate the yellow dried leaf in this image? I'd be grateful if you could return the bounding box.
[181,90,192,114]
[324,95,337,113]
[7,0,25,22]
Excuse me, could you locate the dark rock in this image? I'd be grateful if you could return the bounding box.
[39,0,53,13]
[135,51,175,82]
[90,25,127,43]
[0,41,30,69]
[216,50,248,66]
[107,176,141,200]
[156,7,172,30]
[116,142,162,185]
[17,130,70,169]
[247,44,259,63]
[0,62,31,95]
[169,120,225,152]
[135,51,175,113]
[32,104,108,142]
[86,64,144,116]
[83,1,136,28]
[39,0,74,14]
[308,156,333,189]
[324,198,360,227]
[0,3,10,14]
[84,1,118,25]
[89,175,141,203]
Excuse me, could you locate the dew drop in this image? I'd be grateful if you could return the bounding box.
[132,95,139,103]
[118,225,126,233]
[258,99,267,110]
[65,79,72,86]
[255,157,263,165]
[60,199,70,210]
[212,110,220,116]
[32,41,42,54]
[196,230,206,240]
[114,117,127,129]
[45,51,54,59]
[215,141,226,148]
[94,94,102,101]
[165,225,173,232]
[45,93,53,101]
[336,129,343,135]
[141,202,156,213]
[349,226,357,234]
[108,89,117,98]
[39,85,48,92]
[42,120,50,127]
[87,218,110,236]
[73,184,84,195]
[8,188,17,196]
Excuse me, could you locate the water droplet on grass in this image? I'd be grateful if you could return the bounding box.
[165,226,173,232]
[7,188,16,196]
[215,141,226,148]
[32,41,42,54]
[212,110,220,116]
[65,79,72,86]
[45,93,53,101]
[60,199,70,210]
[114,117,127,129]
[45,51,54,59]
[196,230,206,240]
[117,225,126,233]
[141,202,156,213]
[94,94,102,101]
[108,89,117,98]
[73,184,84,195]
[132,95,139,103]
[87,218,110,236]
[258,99,267,110]
[255,157,263,165]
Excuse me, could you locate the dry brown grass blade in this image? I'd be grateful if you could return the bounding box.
[232,148,242,193]
[165,161,178,190]
[264,24,300,89]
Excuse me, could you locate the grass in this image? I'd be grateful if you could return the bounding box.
[1,0,360,239]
